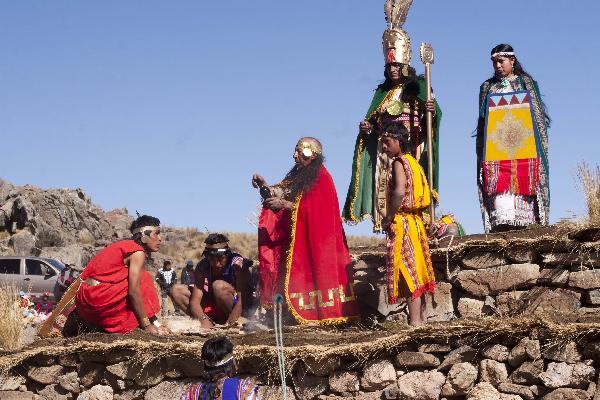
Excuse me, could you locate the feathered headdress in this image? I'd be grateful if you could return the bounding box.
[382,0,413,65]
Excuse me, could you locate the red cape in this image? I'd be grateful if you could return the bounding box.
[76,240,160,334]
[258,166,359,324]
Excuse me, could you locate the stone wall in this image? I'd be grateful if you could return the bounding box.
[3,324,600,399]
[352,224,600,323]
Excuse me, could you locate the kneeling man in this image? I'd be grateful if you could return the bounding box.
[75,215,169,335]
[170,234,254,329]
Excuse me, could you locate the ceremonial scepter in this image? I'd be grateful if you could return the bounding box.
[420,42,435,228]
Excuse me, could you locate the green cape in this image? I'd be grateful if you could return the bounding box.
[343,78,442,224]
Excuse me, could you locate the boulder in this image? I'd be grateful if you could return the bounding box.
[259,386,298,400]
[480,359,509,386]
[540,362,574,389]
[586,290,600,305]
[506,248,538,264]
[304,356,340,376]
[466,382,502,400]
[0,374,26,391]
[441,362,478,396]
[293,373,328,399]
[456,264,540,297]
[78,362,105,388]
[544,253,600,268]
[394,351,440,369]
[360,359,396,391]
[418,343,451,354]
[9,230,38,255]
[396,370,445,400]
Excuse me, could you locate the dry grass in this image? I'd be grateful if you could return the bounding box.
[0,284,23,351]
[577,161,600,224]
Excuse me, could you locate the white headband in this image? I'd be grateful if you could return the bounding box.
[204,354,234,368]
[132,226,159,235]
[492,51,515,58]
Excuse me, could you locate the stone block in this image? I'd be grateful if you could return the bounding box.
[0,374,26,391]
[457,298,484,318]
[78,362,105,388]
[114,388,147,400]
[293,372,328,398]
[441,362,478,396]
[57,371,80,394]
[542,388,589,400]
[586,290,600,305]
[304,355,340,376]
[543,341,582,364]
[417,343,451,353]
[509,338,541,367]
[569,270,600,289]
[438,345,477,372]
[462,250,507,269]
[0,391,40,400]
[539,268,570,286]
[27,364,64,385]
[466,382,502,400]
[37,384,72,400]
[329,371,360,393]
[544,253,600,268]
[425,282,454,321]
[456,263,540,297]
[480,359,509,386]
[482,344,510,362]
[396,370,445,400]
[259,386,298,400]
[498,382,535,400]
[510,360,544,385]
[77,384,113,400]
[58,354,79,367]
[394,351,440,369]
[506,247,538,264]
[144,381,184,400]
[360,359,396,391]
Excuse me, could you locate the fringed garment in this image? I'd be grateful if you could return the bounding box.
[386,154,436,303]
[477,75,550,232]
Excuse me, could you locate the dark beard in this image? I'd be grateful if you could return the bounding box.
[283,156,324,199]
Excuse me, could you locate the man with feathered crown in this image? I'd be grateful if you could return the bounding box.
[343,0,442,233]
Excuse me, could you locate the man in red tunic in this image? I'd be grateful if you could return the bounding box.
[75,215,168,334]
[252,137,359,324]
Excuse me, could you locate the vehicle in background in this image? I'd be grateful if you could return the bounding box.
[0,256,64,301]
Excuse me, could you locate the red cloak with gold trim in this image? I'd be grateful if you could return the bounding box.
[258,166,359,324]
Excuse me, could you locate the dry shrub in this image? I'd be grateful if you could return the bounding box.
[0,283,23,351]
[576,161,600,223]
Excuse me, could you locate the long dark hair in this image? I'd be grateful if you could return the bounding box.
[490,44,551,126]
[380,63,420,102]
[200,337,236,399]
[283,154,324,199]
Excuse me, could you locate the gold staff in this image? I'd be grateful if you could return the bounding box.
[419,42,435,227]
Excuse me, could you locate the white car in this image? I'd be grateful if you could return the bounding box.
[0,256,64,301]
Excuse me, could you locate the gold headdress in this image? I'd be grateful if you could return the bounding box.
[382,0,413,65]
[296,139,322,158]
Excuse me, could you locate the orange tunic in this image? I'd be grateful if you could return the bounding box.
[75,240,160,333]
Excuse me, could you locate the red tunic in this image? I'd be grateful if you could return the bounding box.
[258,166,359,324]
[75,240,160,334]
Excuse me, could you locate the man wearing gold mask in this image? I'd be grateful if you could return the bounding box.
[252,137,359,325]
[343,0,442,233]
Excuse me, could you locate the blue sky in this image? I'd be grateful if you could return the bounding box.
[1,1,599,236]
